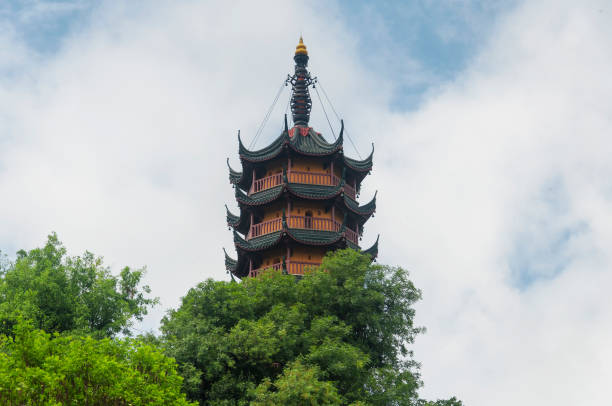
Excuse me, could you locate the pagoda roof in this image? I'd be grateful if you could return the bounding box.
[344,191,376,216]
[223,234,379,277]
[344,144,374,173]
[234,183,343,206]
[231,184,375,228]
[235,185,285,206]
[238,125,344,163]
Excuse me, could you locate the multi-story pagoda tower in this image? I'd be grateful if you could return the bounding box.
[224,38,378,278]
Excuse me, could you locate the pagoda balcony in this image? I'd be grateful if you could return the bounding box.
[248,170,356,200]
[247,215,359,245]
[249,260,321,278]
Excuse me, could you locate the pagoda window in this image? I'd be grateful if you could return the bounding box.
[305,211,313,228]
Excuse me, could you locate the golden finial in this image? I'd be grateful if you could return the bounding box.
[295,36,308,56]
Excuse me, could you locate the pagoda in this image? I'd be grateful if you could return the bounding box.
[224,38,378,278]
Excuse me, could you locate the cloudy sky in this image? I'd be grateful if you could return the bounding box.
[1,0,611,404]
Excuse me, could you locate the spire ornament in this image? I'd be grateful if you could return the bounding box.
[287,37,316,126]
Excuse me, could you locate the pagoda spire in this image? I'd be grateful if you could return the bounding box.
[289,37,314,126]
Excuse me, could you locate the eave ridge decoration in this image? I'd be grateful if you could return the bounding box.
[227,158,243,184]
[225,205,241,227]
[362,234,380,260]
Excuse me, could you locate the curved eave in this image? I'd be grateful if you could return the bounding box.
[344,143,374,173]
[236,185,284,206]
[234,230,283,252]
[344,191,377,224]
[223,248,238,273]
[361,235,379,260]
[234,227,351,254]
[238,131,287,163]
[287,182,343,200]
[235,183,344,207]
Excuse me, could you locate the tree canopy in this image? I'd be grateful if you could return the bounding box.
[161,249,457,405]
[0,319,195,405]
[0,233,158,338]
[0,237,462,405]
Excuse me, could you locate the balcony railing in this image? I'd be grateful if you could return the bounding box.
[249,261,282,277]
[250,172,283,194]
[248,169,356,200]
[249,260,320,277]
[288,171,338,186]
[247,215,358,245]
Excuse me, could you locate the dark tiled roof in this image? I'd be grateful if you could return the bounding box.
[234,230,283,252]
[286,228,343,246]
[343,143,374,172]
[235,185,284,206]
[344,191,377,215]
[287,182,342,200]
[287,127,343,156]
[238,126,343,162]
[239,132,286,162]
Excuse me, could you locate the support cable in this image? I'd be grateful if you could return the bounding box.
[281,89,293,132]
[249,80,286,149]
[314,85,336,140]
[316,79,362,158]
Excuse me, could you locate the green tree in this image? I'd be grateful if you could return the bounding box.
[162,249,456,405]
[0,233,158,337]
[0,319,195,405]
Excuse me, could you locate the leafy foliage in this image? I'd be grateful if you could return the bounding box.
[0,319,195,405]
[0,233,158,337]
[161,249,433,405]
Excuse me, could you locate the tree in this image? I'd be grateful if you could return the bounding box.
[161,249,457,405]
[0,233,158,337]
[0,319,195,405]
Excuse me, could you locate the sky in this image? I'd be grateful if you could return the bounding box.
[1,1,611,404]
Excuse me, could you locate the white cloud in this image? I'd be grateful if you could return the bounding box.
[0,1,611,405]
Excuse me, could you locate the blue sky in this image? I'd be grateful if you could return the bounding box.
[0,1,611,405]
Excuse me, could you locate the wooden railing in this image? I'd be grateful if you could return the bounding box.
[247,216,358,244]
[249,169,357,200]
[248,218,282,239]
[249,260,320,277]
[345,228,359,245]
[286,215,340,232]
[250,172,283,194]
[249,262,282,277]
[288,171,338,186]
[287,261,320,275]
